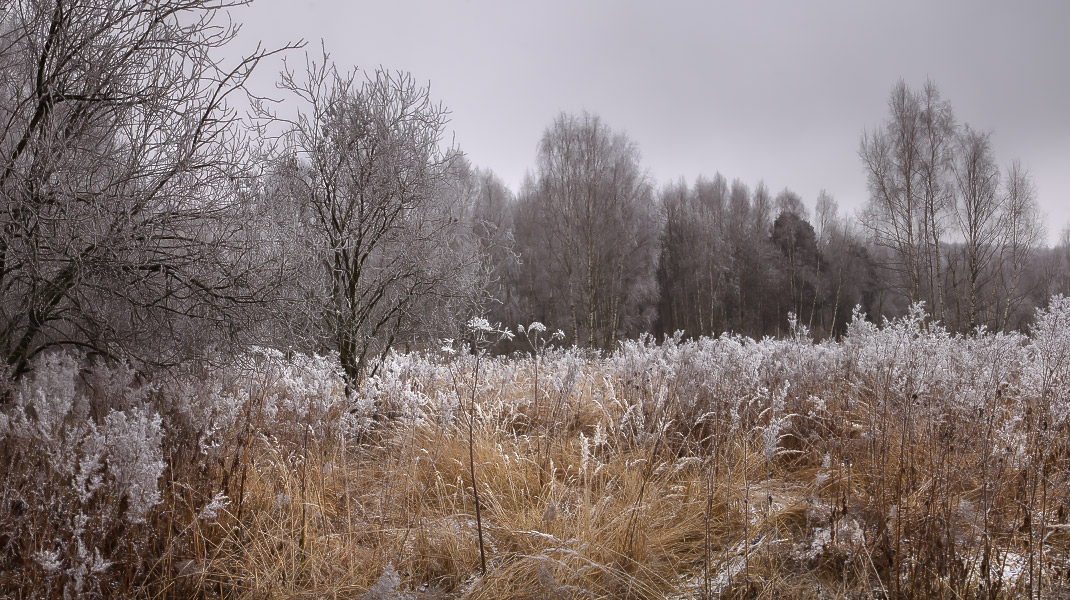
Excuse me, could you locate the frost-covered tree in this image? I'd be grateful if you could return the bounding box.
[948,126,1002,331]
[0,0,291,377]
[513,112,658,350]
[861,79,1045,332]
[860,80,955,315]
[266,56,482,386]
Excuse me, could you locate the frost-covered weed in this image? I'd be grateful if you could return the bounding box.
[1027,295,1070,427]
[0,352,163,596]
[160,347,362,462]
[760,381,793,464]
[235,347,356,441]
[198,491,231,520]
[362,562,411,600]
[100,407,165,523]
[360,350,442,423]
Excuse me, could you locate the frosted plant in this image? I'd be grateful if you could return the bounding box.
[13,352,80,442]
[4,354,166,526]
[815,454,831,488]
[760,381,793,464]
[34,549,63,573]
[787,312,810,344]
[467,316,495,334]
[0,351,166,596]
[73,425,107,504]
[102,407,165,523]
[86,548,113,575]
[82,359,153,413]
[198,491,231,520]
[1026,295,1070,426]
[362,562,411,600]
[159,366,241,457]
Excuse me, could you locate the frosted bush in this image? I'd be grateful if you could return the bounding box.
[13,352,80,442]
[101,407,165,523]
[842,302,966,412]
[0,351,165,595]
[158,362,242,458]
[82,359,153,412]
[1026,295,1070,426]
[34,548,64,573]
[160,347,365,458]
[760,381,792,463]
[227,347,353,441]
[359,349,448,423]
[4,352,165,523]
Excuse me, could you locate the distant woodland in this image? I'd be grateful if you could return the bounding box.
[1,0,1066,386]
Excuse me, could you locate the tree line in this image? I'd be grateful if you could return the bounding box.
[1,0,1064,388]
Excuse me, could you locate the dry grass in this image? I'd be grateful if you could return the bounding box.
[5,308,1070,598]
[152,357,1070,599]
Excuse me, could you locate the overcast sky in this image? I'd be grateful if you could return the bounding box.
[230,0,1069,244]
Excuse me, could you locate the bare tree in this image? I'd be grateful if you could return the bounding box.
[513,112,658,349]
[948,126,1002,331]
[860,80,955,313]
[267,56,481,386]
[814,189,838,247]
[695,174,732,332]
[917,82,957,322]
[774,188,808,221]
[0,0,291,378]
[751,180,773,239]
[463,166,521,330]
[994,161,1044,330]
[861,80,1047,333]
[657,178,725,337]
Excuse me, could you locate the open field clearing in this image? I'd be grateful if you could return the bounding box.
[3,301,1070,598]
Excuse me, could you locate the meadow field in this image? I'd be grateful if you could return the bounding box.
[3,301,1070,599]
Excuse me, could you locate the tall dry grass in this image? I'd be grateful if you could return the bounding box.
[3,303,1070,598]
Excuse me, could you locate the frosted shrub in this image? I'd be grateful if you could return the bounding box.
[158,365,242,458]
[843,302,961,413]
[100,407,165,523]
[359,349,449,424]
[3,354,164,524]
[760,381,793,464]
[234,347,354,442]
[1026,295,1070,424]
[0,352,164,596]
[160,347,362,464]
[10,352,80,442]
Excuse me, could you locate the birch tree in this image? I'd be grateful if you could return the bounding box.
[860,80,955,313]
[949,126,1002,331]
[514,112,658,349]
